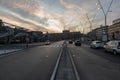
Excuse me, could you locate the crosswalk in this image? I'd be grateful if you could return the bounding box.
[41,44,74,48]
[42,44,63,48]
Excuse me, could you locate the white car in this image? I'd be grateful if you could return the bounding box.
[90,41,104,48]
[45,40,51,45]
[104,40,120,54]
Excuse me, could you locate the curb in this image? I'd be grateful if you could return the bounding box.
[50,47,63,80]
[68,48,80,80]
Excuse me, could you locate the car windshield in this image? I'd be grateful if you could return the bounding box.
[0,0,120,80]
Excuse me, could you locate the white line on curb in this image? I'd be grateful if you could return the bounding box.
[68,49,80,80]
[50,47,63,80]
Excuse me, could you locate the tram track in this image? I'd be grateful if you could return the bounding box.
[50,43,80,80]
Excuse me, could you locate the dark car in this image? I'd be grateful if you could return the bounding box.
[69,40,73,44]
[75,40,81,46]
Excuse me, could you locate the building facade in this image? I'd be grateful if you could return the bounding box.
[88,18,120,41]
[46,30,82,41]
[88,25,108,41]
[108,18,120,40]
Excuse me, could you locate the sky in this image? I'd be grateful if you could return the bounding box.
[0,0,120,33]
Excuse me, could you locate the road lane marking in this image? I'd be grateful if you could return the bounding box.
[50,42,80,80]
[68,49,80,80]
[50,47,63,80]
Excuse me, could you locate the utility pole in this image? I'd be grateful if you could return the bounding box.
[98,0,113,26]
[98,0,113,41]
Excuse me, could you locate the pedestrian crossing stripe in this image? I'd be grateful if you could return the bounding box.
[41,45,74,48]
[41,45,62,47]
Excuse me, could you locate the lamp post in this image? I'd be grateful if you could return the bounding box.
[98,0,113,26]
[98,0,113,41]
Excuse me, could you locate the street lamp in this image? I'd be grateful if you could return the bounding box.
[98,0,113,26]
[97,0,113,41]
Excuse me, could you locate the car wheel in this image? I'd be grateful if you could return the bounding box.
[113,50,117,55]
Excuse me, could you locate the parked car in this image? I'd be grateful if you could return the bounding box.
[90,41,104,48]
[75,40,81,46]
[45,40,51,45]
[104,40,120,54]
[69,40,73,44]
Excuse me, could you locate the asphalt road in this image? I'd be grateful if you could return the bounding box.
[0,41,64,80]
[1,41,120,80]
[68,43,120,80]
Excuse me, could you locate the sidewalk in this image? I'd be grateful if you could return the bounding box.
[0,49,22,55]
[0,42,46,55]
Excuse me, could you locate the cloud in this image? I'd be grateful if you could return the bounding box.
[0,0,119,33]
[0,0,59,32]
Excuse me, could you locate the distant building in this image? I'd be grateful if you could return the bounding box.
[88,18,120,41]
[28,31,43,42]
[47,33,63,41]
[62,30,70,39]
[62,30,70,33]
[108,18,120,40]
[88,25,109,41]
[62,30,82,40]
[87,28,97,40]
[45,30,82,41]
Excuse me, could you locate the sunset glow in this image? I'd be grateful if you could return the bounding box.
[0,0,119,33]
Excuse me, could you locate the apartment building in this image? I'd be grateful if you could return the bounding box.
[108,18,120,40]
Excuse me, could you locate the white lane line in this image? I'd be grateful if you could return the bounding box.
[50,47,63,80]
[68,49,80,80]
